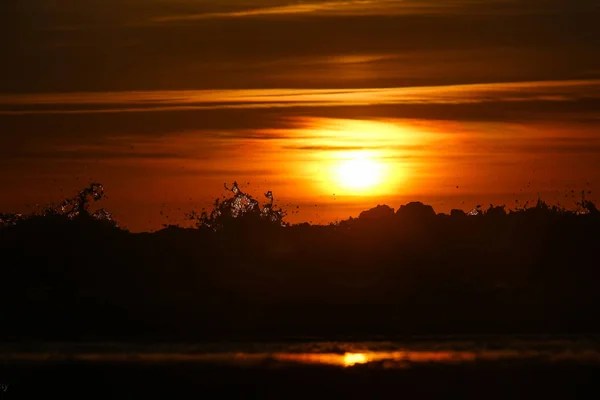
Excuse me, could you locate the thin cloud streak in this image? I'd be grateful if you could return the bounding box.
[153,1,407,22]
[151,0,506,22]
[1,80,599,115]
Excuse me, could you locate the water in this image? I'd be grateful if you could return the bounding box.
[4,338,600,367]
[2,339,600,398]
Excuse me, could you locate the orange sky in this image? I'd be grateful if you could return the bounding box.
[1,0,600,231]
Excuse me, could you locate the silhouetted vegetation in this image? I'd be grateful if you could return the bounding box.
[1,183,600,341]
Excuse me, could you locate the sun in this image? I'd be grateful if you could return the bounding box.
[334,153,384,191]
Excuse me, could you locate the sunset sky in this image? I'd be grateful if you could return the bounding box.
[2,0,600,231]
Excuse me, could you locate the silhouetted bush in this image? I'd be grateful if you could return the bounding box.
[358,205,395,221]
[450,209,466,218]
[485,205,507,218]
[396,202,436,221]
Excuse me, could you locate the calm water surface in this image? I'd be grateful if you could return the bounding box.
[3,339,600,398]
[4,338,600,368]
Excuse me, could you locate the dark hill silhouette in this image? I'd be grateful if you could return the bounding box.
[1,183,600,342]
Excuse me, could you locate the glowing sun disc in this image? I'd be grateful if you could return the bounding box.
[335,154,383,190]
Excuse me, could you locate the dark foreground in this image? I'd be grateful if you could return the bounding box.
[1,361,598,399]
[1,339,600,399]
[2,184,600,340]
[2,355,600,399]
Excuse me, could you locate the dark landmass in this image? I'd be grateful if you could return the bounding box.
[1,183,600,342]
[2,358,600,399]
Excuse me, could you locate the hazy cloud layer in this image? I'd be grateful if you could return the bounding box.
[151,0,503,22]
[1,80,599,115]
[2,0,599,93]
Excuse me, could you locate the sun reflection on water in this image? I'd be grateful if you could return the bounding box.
[343,352,370,366]
[6,347,600,368]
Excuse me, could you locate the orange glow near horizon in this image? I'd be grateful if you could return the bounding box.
[2,115,599,232]
[286,118,422,198]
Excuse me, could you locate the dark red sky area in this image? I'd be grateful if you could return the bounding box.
[1,0,600,231]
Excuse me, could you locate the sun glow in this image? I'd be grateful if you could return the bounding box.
[282,118,429,197]
[335,152,384,190]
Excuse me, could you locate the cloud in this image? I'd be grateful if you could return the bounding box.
[4,1,599,94]
[1,79,598,115]
[283,145,381,151]
[283,143,427,151]
[150,0,537,23]
[150,0,600,23]
[152,1,421,22]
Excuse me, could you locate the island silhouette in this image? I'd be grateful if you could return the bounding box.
[1,182,599,342]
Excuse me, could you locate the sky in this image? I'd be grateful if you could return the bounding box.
[1,0,600,231]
